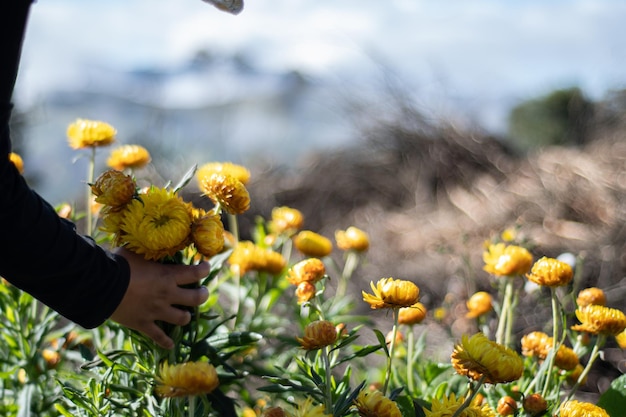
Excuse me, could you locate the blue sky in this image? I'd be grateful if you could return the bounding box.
[15,0,626,131]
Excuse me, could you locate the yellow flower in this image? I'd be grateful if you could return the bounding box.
[398,302,427,325]
[155,361,219,398]
[425,393,495,417]
[362,277,420,310]
[268,206,304,235]
[107,144,151,171]
[197,161,251,185]
[293,231,333,258]
[521,331,551,359]
[616,329,626,349]
[67,118,116,149]
[354,389,401,417]
[576,287,606,308]
[526,256,573,287]
[554,344,579,371]
[560,400,609,417]
[296,320,337,350]
[335,226,370,252]
[228,241,286,275]
[119,187,192,260]
[483,243,533,277]
[465,291,493,318]
[571,305,626,336]
[191,213,225,257]
[522,393,547,415]
[199,173,250,215]
[288,397,332,417]
[9,152,24,173]
[295,282,317,304]
[91,169,137,208]
[496,396,517,416]
[567,363,587,385]
[286,258,326,286]
[451,333,523,384]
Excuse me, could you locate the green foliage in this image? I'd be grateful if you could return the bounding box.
[598,373,626,417]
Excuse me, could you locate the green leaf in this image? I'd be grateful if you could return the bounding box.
[373,329,389,357]
[173,164,198,192]
[598,373,626,416]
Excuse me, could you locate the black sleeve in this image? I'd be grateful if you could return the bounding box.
[0,0,130,328]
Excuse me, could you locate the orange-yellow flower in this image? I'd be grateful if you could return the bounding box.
[526,256,573,287]
[576,287,606,308]
[90,169,137,208]
[107,144,151,171]
[293,231,333,258]
[155,361,219,398]
[197,161,251,185]
[8,152,24,173]
[199,173,250,215]
[268,206,304,235]
[522,393,547,415]
[228,241,286,275]
[286,258,326,286]
[616,329,626,349]
[496,396,517,416]
[521,331,551,359]
[465,291,493,318]
[567,363,587,385]
[483,243,533,277]
[295,282,317,304]
[554,344,579,371]
[451,333,523,384]
[560,400,609,417]
[362,278,420,310]
[67,118,116,149]
[297,320,337,350]
[335,226,370,252]
[191,213,225,257]
[425,393,496,417]
[398,302,427,325]
[571,305,626,336]
[354,389,401,417]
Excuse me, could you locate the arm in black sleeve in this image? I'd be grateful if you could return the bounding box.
[0,1,130,328]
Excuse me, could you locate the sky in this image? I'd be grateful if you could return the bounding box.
[15,0,626,132]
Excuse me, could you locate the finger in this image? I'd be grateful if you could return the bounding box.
[171,286,209,307]
[142,322,175,350]
[172,262,210,286]
[160,306,192,327]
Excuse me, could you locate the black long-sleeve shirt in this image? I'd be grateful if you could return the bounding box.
[0,0,130,328]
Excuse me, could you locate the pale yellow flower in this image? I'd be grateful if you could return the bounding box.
[286,258,326,286]
[288,397,332,417]
[293,231,333,258]
[199,173,250,215]
[425,393,496,417]
[451,333,523,384]
[228,241,286,275]
[576,287,606,308]
[107,144,151,171]
[465,291,493,318]
[296,320,337,350]
[191,213,225,257]
[67,118,116,149]
[8,152,24,173]
[90,169,137,208]
[483,243,533,277]
[526,256,573,287]
[354,389,401,417]
[335,226,370,252]
[571,305,626,336]
[268,206,304,235]
[560,400,609,417]
[362,278,420,310]
[398,302,427,325]
[155,361,219,398]
[197,161,251,185]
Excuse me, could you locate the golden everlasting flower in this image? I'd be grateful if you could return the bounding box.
[228,241,286,275]
[522,393,547,415]
[197,161,251,185]
[571,304,626,336]
[199,173,250,215]
[483,243,533,277]
[567,363,587,385]
[295,282,317,304]
[155,361,219,398]
[107,144,151,171]
[289,397,332,417]
[560,400,609,417]
[297,320,337,350]
[362,278,420,310]
[335,226,370,252]
[268,206,304,235]
[554,344,579,371]
[451,333,523,384]
[354,389,401,417]
[465,291,493,318]
[119,187,192,261]
[526,256,573,287]
[521,331,551,359]
[398,302,427,325]
[425,393,496,417]
[576,287,606,308]
[287,258,326,286]
[91,169,137,208]
[496,396,517,416]
[67,118,116,149]
[191,213,225,257]
[9,152,24,173]
[293,231,333,258]
[616,329,626,349]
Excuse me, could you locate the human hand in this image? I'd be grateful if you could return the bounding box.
[110,248,210,349]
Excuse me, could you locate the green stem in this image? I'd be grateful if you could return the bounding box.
[451,375,486,417]
[188,396,196,417]
[495,278,514,345]
[86,147,96,236]
[406,327,415,394]
[322,346,333,414]
[382,309,400,396]
[565,334,606,402]
[504,287,519,347]
[336,251,359,299]
[541,288,561,397]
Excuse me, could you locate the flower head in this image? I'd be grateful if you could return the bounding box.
[496,396,517,416]
[560,400,609,417]
[521,331,551,359]
[465,291,493,318]
[91,169,137,208]
[526,256,573,287]
[228,241,286,275]
[293,231,333,258]
[286,258,326,286]
[67,118,116,149]
[295,282,317,304]
[362,278,420,310]
[398,302,427,325]
[297,320,337,350]
[354,389,401,417]
[451,333,523,384]
[191,213,225,257]
[425,393,495,417]
[522,394,547,415]
[268,206,304,235]
[483,243,533,277]
[571,305,626,335]
[576,287,606,308]
[289,397,332,417]
[616,329,626,349]
[155,361,219,398]
[335,226,370,252]
[107,144,151,171]
[199,174,250,215]
[197,161,251,185]
[9,152,24,173]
